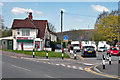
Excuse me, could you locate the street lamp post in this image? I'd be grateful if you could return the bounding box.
[61,9,63,50]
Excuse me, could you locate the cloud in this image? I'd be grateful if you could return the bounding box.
[11,7,43,15]
[77,19,83,22]
[0,3,3,6]
[61,8,66,12]
[34,10,43,15]
[11,7,33,15]
[91,5,109,12]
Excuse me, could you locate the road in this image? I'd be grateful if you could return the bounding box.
[2,51,119,80]
[77,51,119,64]
[2,54,106,78]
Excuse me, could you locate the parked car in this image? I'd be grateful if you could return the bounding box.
[81,46,96,57]
[55,44,61,49]
[107,47,119,56]
[98,47,107,52]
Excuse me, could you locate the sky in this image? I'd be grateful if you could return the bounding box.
[0,2,118,32]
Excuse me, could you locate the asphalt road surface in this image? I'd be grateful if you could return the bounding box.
[77,51,119,65]
[2,54,107,78]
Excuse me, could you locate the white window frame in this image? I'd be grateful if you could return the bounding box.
[22,29,30,36]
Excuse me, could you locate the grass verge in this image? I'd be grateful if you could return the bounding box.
[2,49,70,58]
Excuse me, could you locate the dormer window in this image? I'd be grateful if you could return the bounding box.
[22,29,30,36]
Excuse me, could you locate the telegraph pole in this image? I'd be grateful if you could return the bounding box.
[61,9,63,50]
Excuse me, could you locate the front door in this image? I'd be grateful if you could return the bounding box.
[8,40,13,50]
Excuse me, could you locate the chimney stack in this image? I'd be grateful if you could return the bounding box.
[28,12,33,19]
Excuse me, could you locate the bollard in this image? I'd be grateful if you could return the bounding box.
[46,51,48,59]
[106,53,109,60]
[109,53,111,65]
[62,52,64,60]
[33,49,35,58]
[74,50,77,60]
[102,55,105,69]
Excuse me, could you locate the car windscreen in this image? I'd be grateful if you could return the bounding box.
[84,47,94,51]
[100,47,105,49]
[55,44,61,49]
[110,48,118,51]
[73,44,79,46]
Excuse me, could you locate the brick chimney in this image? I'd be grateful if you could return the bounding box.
[28,12,33,19]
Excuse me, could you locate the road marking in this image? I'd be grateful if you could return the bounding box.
[84,66,120,79]
[72,66,77,69]
[56,64,60,66]
[94,66,102,73]
[11,65,31,72]
[44,74,54,78]
[67,65,71,68]
[10,56,17,59]
[36,61,39,62]
[44,62,46,63]
[77,55,85,61]
[61,64,65,67]
[51,63,55,65]
[83,63,94,66]
[79,67,84,70]
[48,62,51,64]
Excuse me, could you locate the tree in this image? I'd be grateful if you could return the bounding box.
[94,11,119,46]
[2,29,12,37]
[47,22,56,32]
[0,15,6,30]
[0,15,12,37]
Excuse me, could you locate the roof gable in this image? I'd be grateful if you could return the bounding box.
[11,18,48,39]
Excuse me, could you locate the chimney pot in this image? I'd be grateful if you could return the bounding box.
[28,12,33,19]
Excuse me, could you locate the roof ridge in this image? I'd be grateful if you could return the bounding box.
[28,18,38,29]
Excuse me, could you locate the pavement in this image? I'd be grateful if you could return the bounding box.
[95,63,119,76]
[1,50,120,79]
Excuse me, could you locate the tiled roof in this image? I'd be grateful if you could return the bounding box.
[11,18,47,39]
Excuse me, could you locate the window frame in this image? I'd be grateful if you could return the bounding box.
[22,29,30,36]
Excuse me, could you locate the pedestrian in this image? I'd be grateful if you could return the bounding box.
[35,44,38,51]
[21,42,23,50]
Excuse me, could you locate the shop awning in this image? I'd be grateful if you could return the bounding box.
[17,39,33,42]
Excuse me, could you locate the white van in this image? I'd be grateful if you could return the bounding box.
[71,41,80,52]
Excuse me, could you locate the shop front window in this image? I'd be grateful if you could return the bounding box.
[22,29,30,36]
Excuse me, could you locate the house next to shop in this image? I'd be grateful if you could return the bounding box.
[11,12,57,51]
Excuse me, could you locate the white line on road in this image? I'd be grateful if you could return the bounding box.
[56,64,60,66]
[48,62,51,64]
[77,62,94,66]
[67,65,71,68]
[44,74,54,78]
[11,65,31,72]
[51,63,54,65]
[79,67,84,70]
[72,66,77,69]
[61,64,65,67]
[44,62,46,63]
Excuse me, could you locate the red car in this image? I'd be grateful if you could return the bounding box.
[107,47,119,56]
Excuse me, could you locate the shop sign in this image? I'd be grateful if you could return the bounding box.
[17,37,33,40]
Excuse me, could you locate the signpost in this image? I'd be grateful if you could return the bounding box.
[64,35,68,42]
[64,35,68,40]
[64,35,68,53]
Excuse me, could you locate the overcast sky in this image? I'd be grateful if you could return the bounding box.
[0,2,118,32]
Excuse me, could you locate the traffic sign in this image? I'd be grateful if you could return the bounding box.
[64,35,68,40]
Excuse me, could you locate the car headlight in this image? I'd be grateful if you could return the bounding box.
[111,51,113,53]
